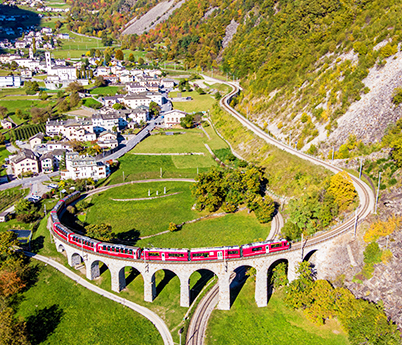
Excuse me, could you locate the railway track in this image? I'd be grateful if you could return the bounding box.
[185,78,375,345]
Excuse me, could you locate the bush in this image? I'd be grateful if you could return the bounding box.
[363,242,382,264]
[66,205,76,214]
[168,222,178,232]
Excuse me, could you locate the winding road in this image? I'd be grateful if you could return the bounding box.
[185,77,375,345]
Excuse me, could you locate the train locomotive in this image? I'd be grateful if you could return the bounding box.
[50,191,290,262]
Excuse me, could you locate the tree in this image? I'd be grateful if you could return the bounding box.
[0,307,30,345]
[149,101,160,117]
[66,81,84,93]
[15,199,37,223]
[138,57,144,65]
[270,262,288,288]
[39,90,48,101]
[112,103,123,110]
[15,109,22,119]
[284,261,315,309]
[0,106,8,119]
[128,53,135,62]
[168,222,178,232]
[327,171,357,211]
[94,76,107,87]
[85,223,114,241]
[69,91,80,108]
[104,53,111,65]
[180,114,194,128]
[115,49,124,60]
[102,36,113,47]
[0,134,5,145]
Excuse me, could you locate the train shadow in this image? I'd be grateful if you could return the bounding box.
[190,269,215,304]
[116,229,140,245]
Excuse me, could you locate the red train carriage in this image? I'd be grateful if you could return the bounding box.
[190,246,241,261]
[97,243,142,259]
[69,234,100,252]
[141,248,189,261]
[268,239,290,253]
[241,239,290,257]
[53,223,74,241]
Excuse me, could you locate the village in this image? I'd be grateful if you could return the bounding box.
[0,27,197,188]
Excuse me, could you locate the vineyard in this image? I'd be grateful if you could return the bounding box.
[11,124,46,141]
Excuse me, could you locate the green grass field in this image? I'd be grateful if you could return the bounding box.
[84,182,200,238]
[31,217,216,344]
[106,127,227,184]
[17,262,163,345]
[206,281,349,345]
[106,155,211,185]
[89,86,122,96]
[136,210,271,248]
[170,91,216,113]
[0,99,57,115]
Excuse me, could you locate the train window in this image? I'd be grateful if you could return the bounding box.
[271,243,282,248]
[129,250,133,254]
[103,245,106,250]
[228,250,238,255]
[169,253,184,257]
[91,243,94,247]
[252,247,262,252]
[193,253,209,257]
[107,246,110,251]
[148,252,160,257]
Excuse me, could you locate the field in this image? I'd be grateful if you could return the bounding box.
[12,123,46,141]
[83,181,200,238]
[89,86,122,96]
[31,217,216,344]
[206,280,349,345]
[170,91,216,113]
[106,127,227,184]
[0,99,57,115]
[16,262,163,345]
[82,97,102,108]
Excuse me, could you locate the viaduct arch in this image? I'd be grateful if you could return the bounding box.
[52,232,323,310]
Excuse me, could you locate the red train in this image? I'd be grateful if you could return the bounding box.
[50,191,290,262]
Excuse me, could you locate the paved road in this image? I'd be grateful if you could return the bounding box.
[25,251,174,345]
[0,171,59,191]
[97,118,161,163]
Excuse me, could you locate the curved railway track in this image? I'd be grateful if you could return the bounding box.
[185,78,375,345]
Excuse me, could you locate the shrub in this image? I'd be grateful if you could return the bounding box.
[168,222,178,232]
[66,205,76,214]
[363,242,382,264]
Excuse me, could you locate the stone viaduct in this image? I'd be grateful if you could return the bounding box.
[52,230,333,310]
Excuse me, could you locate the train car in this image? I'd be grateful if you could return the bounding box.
[50,212,60,225]
[242,239,290,257]
[53,223,74,241]
[52,200,65,215]
[241,241,271,257]
[190,246,241,261]
[69,234,100,252]
[97,243,142,259]
[64,191,81,206]
[141,248,189,261]
[268,239,290,253]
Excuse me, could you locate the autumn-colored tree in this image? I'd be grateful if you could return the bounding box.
[0,308,30,345]
[364,216,401,243]
[0,106,8,119]
[115,49,124,60]
[327,171,357,211]
[168,222,178,232]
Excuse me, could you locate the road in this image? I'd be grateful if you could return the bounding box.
[97,118,161,163]
[186,77,375,345]
[25,251,174,345]
[0,171,59,191]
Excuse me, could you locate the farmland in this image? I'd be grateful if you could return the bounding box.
[11,124,46,141]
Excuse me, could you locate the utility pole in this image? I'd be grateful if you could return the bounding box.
[160,167,162,178]
[301,233,303,260]
[332,146,335,161]
[354,207,359,237]
[123,171,125,182]
[375,171,381,214]
[359,159,363,179]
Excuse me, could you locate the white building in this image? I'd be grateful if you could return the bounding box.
[46,118,94,139]
[163,109,188,126]
[92,112,127,133]
[0,76,21,88]
[61,152,110,181]
[10,149,39,176]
